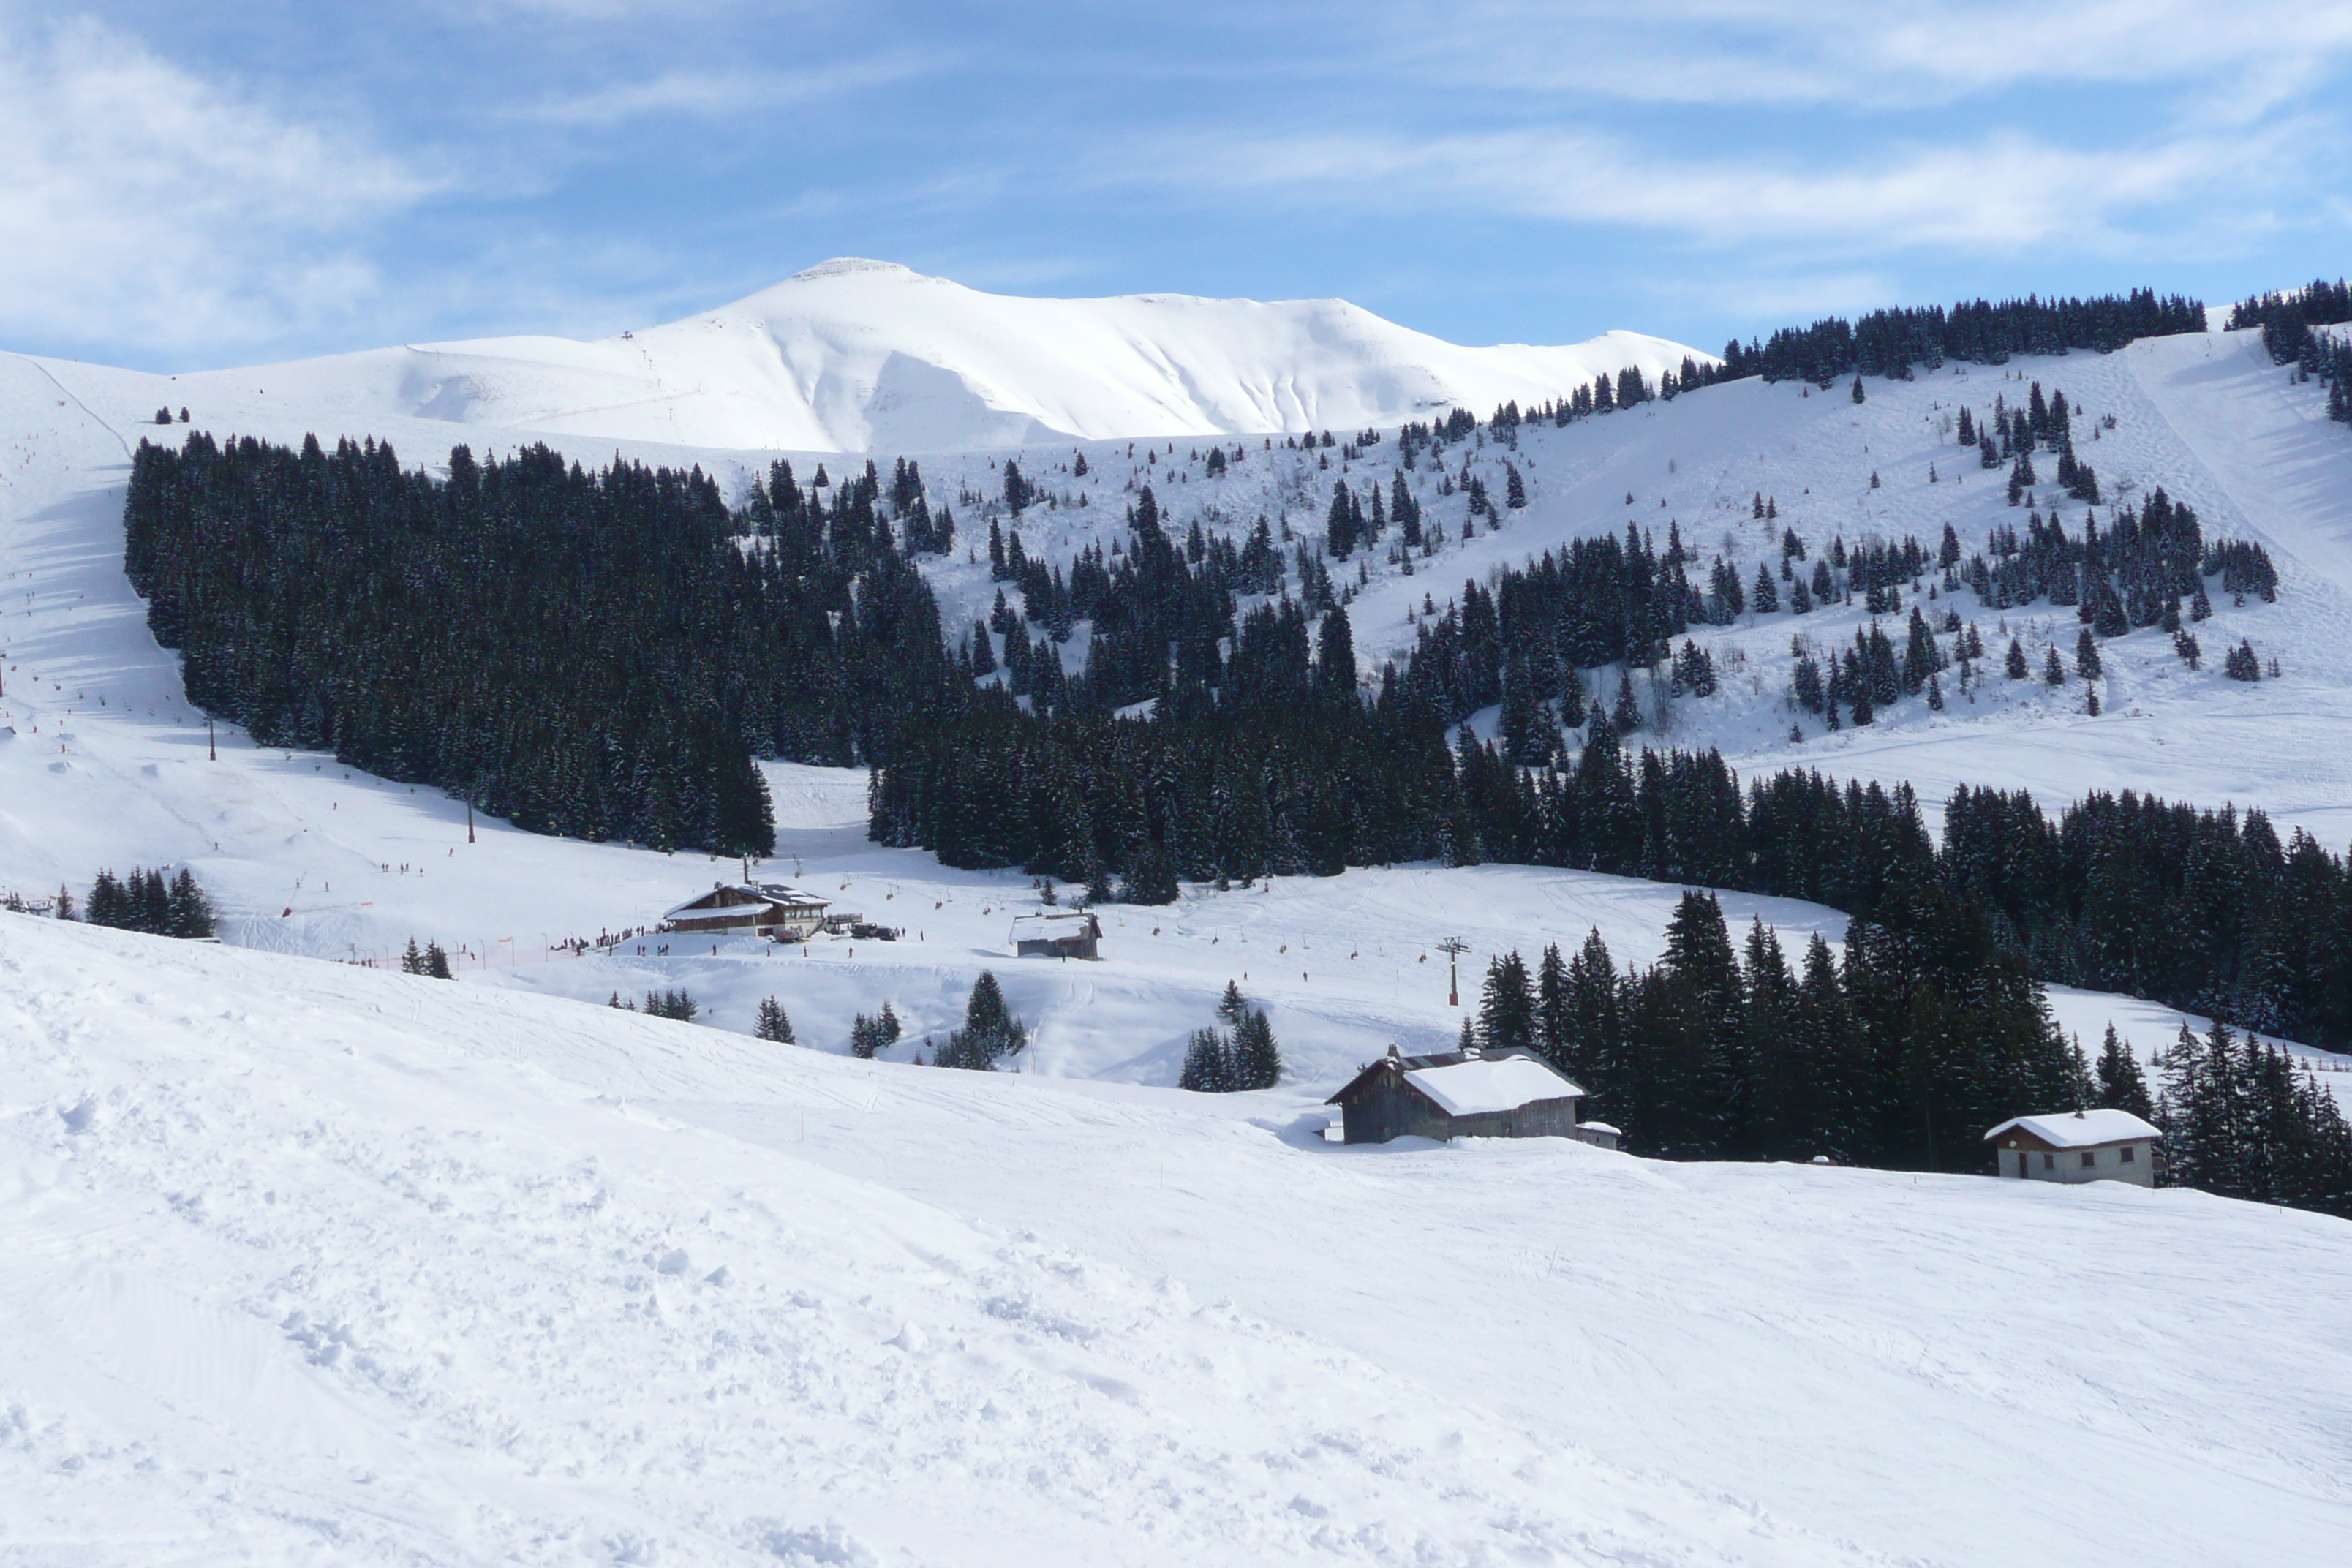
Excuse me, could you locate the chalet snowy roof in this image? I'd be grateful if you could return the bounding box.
[660,883,829,923]
[1983,1109,2162,1148]
[1403,1055,1585,1117]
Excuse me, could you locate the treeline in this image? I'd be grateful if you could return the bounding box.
[1474,888,2088,1172]
[1719,288,2206,385]
[1471,895,2352,1214]
[2229,278,2352,426]
[1337,283,2206,423]
[125,434,966,857]
[886,690,2352,1058]
[86,866,216,938]
[2155,1019,2352,1215]
[1461,733,2352,1056]
[870,647,1460,885]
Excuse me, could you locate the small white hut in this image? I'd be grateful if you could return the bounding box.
[1983,1109,2160,1186]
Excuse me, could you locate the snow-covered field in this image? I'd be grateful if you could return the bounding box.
[6,270,2352,1562]
[6,912,2351,1566]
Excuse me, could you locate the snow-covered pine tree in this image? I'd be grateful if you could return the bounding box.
[1479,951,1537,1055]
[2075,627,2103,681]
[2096,1025,2155,1120]
[1178,1028,1232,1092]
[941,971,1025,1069]
[1233,1006,1281,1089]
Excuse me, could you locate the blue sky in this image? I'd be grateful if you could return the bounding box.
[4,0,2349,369]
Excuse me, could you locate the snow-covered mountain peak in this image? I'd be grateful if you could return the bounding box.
[124,263,1709,453]
[786,255,924,282]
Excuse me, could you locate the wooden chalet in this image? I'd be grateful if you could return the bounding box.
[660,882,831,941]
[1325,1045,1618,1147]
[1984,1109,2160,1186]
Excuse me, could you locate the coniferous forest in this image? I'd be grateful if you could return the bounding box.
[126,434,963,855]
[127,422,2340,1059]
[2229,278,2352,428]
[1723,288,2209,385]
[1464,893,2352,1214]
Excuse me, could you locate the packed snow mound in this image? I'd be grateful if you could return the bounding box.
[140,258,1707,452]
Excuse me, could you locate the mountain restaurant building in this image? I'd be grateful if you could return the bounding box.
[660,883,832,941]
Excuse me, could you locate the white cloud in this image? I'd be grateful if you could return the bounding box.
[1196,120,2313,259]
[508,54,930,129]
[0,13,434,359]
[1360,1,2352,110]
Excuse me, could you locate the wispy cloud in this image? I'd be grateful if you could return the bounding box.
[0,12,434,359]
[2,0,2345,363]
[1352,1,2352,110]
[507,53,930,129]
[1172,118,2320,260]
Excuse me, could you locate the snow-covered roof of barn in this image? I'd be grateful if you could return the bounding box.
[1011,911,1096,935]
[1404,1055,1583,1117]
[1983,1109,2162,1149]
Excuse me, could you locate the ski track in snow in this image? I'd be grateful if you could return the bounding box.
[7,309,2352,1562]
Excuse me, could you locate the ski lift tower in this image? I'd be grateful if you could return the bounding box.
[1436,936,1471,1007]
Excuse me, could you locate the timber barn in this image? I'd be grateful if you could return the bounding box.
[1326,1045,1618,1147]
[1011,910,1102,960]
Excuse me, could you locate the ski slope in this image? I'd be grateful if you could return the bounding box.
[5,911,2351,1567]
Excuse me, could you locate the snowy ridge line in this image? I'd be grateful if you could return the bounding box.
[55,258,1715,454]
